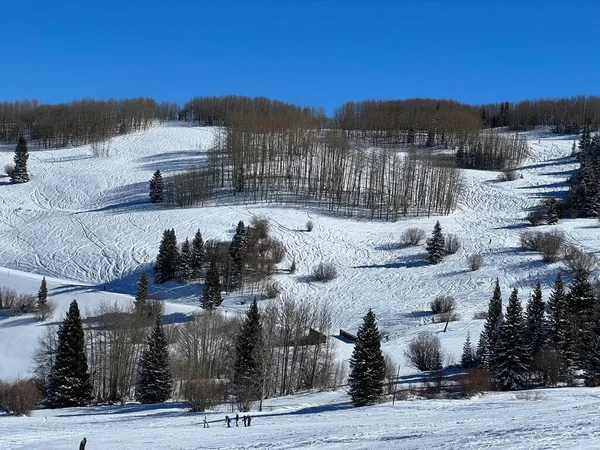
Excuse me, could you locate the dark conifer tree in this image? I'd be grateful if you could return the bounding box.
[546,273,575,382]
[178,238,193,283]
[134,272,149,313]
[37,277,48,307]
[461,331,475,368]
[567,270,596,364]
[10,135,29,183]
[579,125,591,152]
[546,197,559,225]
[228,221,247,290]
[526,281,546,359]
[191,229,204,279]
[477,279,503,371]
[154,229,179,283]
[202,261,222,310]
[136,315,172,404]
[584,302,600,387]
[425,129,436,147]
[348,309,386,407]
[149,170,164,203]
[234,298,263,410]
[425,221,445,265]
[47,300,92,408]
[495,288,528,390]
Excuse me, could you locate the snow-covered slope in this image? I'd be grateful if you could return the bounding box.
[0,124,596,380]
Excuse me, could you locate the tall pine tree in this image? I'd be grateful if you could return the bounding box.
[233,298,263,411]
[47,300,92,408]
[37,277,48,307]
[526,281,546,360]
[584,301,600,387]
[149,170,164,203]
[135,315,172,404]
[227,221,247,290]
[191,229,204,279]
[10,135,29,184]
[494,288,529,390]
[178,238,193,283]
[477,279,504,371]
[461,331,475,368]
[546,272,575,382]
[154,229,179,283]
[567,270,596,364]
[425,221,445,265]
[202,261,222,310]
[134,272,149,314]
[348,309,386,407]
[546,197,559,225]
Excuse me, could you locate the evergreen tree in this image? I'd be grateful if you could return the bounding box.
[567,270,596,364]
[47,300,92,408]
[134,272,149,313]
[202,261,222,310]
[228,221,247,290]
[154,229,179,283]
[10,135,29,184]
[234,298,263,410]
[149,170,164,203]
[135,315,172,404]
[234,166,245,193]
[495,288,529,390]
[348,309,386,407]
[477,279,503,371]
[579,125,591,152]
[191,229,204,279]
[584,302,600,387]
[526,281,546,359]
[546,197,559,225]
[461,331,475,368]
[178,238,193,283]
[37,277,48,307]
[425,221,445,265]
[546,273,575,381]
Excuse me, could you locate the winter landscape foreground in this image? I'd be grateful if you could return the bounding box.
[1,122,600,449]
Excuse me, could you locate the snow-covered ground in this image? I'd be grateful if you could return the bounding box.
[2,387,600,449]
[1,123,599,448]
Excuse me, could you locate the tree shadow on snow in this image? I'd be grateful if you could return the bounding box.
[353,255,427,269]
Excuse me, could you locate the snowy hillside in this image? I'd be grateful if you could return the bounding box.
[1,124,596,381]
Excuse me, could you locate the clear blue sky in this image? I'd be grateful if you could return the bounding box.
[1,0,598,114]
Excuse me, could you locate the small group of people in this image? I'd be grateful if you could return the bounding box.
[203,413,253,428]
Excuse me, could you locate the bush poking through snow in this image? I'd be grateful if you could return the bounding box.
[520,230,565,262]
[313,262,338,282]
[498,169,518,182]
[263,281,281,299]
[0,379,41,416]
[473,310,488,320]
[468,254,484,271]
[444,234,460,255]
[562,245,597,275]
[306,220,314,232]
[250,216,270,240]
[33,300,57,322]
[401,227,426,246]
[3,163,14,177]
[525,206,545,226]
[430,296,456,314]
[457,368,494,396]
[182,379,223,412]
[404,331,443,372]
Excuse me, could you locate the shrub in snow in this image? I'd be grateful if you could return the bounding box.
[263,281,281,299]
[182,379,222,412]
[306,220,314,232]
[473,310,488,320]
[430,296,456,314]
[562,245,597,275]
[457,368,494,396]
[0,379,41,416]
[401,227,426,246]
[249,216,270,240]
[538,230,565,263]
[313,262,338,282]
[444,234,460,255]
[468,254,484,271]
[33,300,57,322]
[404,331,443,372]
[525,206,545,226]
[3,163,14,177]
[498,169,518,182]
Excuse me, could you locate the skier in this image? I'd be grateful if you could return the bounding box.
[235,413,239,427]
[225,415,231,427]
[243,415,248,427]
[203,416,209,428]
[247,415,252,426]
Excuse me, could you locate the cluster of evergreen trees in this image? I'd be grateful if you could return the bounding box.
[468,271,600,389]
[567,126,600,217]
[154,229,204,284]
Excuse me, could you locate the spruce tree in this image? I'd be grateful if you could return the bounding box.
[546,197,559,225]
[154,229,179,283]
[461,331,475,368]
[134,272,149,314]
[526,281,546,359]
[149,170,164,203]
[228,221,247,290]
[348,309,386,407]
[579,125,591,152]
[546,272,575,381]
[191,229,204,279]
[178,238,193,283]
[477,279,503,371]
[202,261,222,310]
[567,270,596,364]
[135,315,172,404]
[37,277,48,307]
[47,300,92,408]
[234,298,263,410]
[495,288,529,390]
[584,302,600,387]
[425,221,445,265]
[10,135,29,184]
